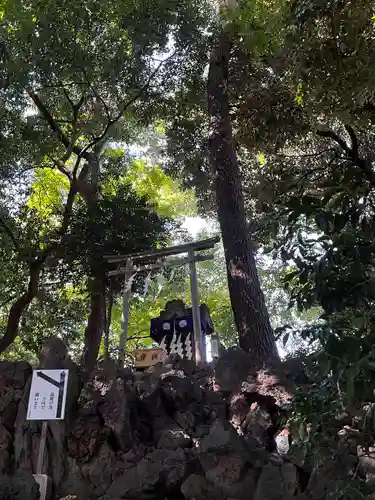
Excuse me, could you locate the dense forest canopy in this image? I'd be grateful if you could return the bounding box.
[1,0,375,444]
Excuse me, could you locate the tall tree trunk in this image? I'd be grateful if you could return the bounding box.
[82,269,106,371]
[0,263,41,353]
[104,287,114,361]
[207,33,279,364]
[80,150,106,371]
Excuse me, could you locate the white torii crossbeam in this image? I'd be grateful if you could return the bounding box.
[104,236,220,364]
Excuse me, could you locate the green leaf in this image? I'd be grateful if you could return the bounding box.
[295,82,304,106]
[124,160,197,218]
[27,168,70,219]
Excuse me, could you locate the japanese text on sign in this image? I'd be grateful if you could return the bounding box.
[27,369,69,421]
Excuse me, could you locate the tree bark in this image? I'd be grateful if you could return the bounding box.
[0,263,41,353]
[80,149,105,371]
[207,32,279,364]
[82,270,106,371]
[104,287,114,361]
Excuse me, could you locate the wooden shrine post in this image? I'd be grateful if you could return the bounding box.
[188,248,203,362]
[119,258,133,365]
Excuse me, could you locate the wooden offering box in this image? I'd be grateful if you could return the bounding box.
[134,347,167,370]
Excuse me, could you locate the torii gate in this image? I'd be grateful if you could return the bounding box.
[104,236,220,364]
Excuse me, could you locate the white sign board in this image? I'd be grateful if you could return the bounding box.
[275,433,290,455]
[27,370,69,421]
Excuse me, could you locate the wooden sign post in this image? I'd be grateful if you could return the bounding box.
[27,369,69,500]
[36,421,48,474]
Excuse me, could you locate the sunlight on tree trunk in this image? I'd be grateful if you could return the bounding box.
[207,31,279,364]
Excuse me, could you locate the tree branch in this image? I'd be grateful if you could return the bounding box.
[0,213,19,252]
[0,295,17,309]
[275,148,336,159]
[28,87,87,159]
[80,51,177,155]
[73,154,83,179]
[28,50,177,209]
[61,82,85,125]
[28,89,70,148]
[0,262,41,353]
[34,157,80,265]
[60,182,79,235]
[317,125,375,188]
[0,87,86,353]
[46,154,72,181]
[78,67,112,123]
[316,128,351,154]
[0,42,10,92]
[345,124,359,157]
[62,84,76,114]
[37,81,87,90]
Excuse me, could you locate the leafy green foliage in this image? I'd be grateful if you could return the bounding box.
[289,0,375,121]
[223,0,288,57]
[125,159,197,218]
[3,0,375,450]
[0,0,214,360]
[208,0,375,416]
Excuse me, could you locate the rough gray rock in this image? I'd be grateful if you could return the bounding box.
[204,453,257,499]
[243,401,273,447]
[0,472,40,500]
[0,348,360,500]
[57,456,95,500]
[14,338,80,491]
[223,469,258,500]
[159,369,202,411]
[305,456,348,500]
[80,442,117,496]
[0,361,31,432]
[198,418,267,469]
[254,464,283,500]
[67,406,105,462]
[39,337,69,368]
[281,463,298,499]
[199,419,243,455]
[181,474,225,500]
[204,453,243,484]
[79,366,133,451]
[0,361,32,477]
[358,446,375,481]
[174,408,196,432]
[0,424,11,474]
[214,348,255,393]
[157,427,192,450]
[106,448,187,499]
[229,393,249,429]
